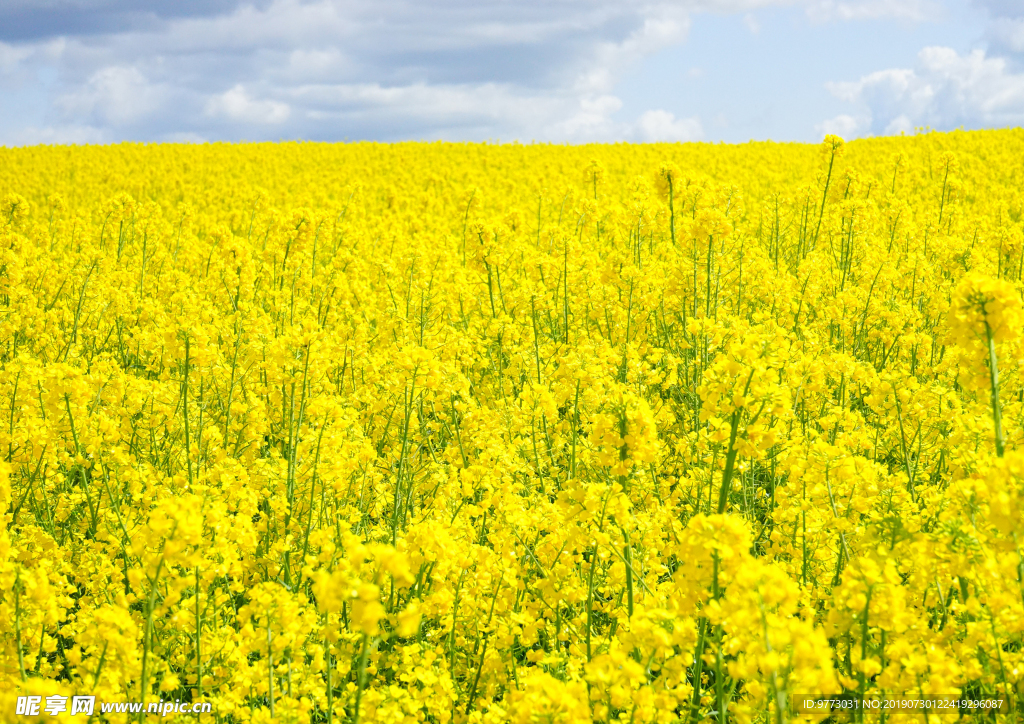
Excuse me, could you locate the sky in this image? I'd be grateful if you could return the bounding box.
[0,0,1021,146]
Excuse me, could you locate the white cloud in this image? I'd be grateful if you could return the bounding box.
[206,84,290,124]
[0,0,969,145]
[815,113,864,138]
[884,114,915,134]
[7,124,108,146]
[634,110,703,142]
[825,46,1024,137]
[56,66,164,126]
[987,16,1024,53]
[0,41,31,75]
[0,0,703,143]
[972,0,1023,20]
[282,79,704,144]
[547,94,624,141]
[806,0,939,22]
[282,48,352,83]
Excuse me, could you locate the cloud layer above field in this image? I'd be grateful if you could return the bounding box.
[0,0,1014,144]
[817,1,1024,137]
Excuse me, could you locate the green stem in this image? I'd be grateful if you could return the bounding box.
[668,177,675,247]
[985,322,1005,457]
[183,335,193,486]
[325,635,333,724]
[688,618,708,723]
[139,551,168,720]
[14,567,26,681]
[266,615,274,718]
[716,411,742,514]
[352,633,370,724]
[586,485,614,662]
[813,145,837,247]
[195,565,202,699]
[623,530,634,619]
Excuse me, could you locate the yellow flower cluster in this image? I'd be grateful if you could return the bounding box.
[948,273,1023,345]
[0,129,1023,723]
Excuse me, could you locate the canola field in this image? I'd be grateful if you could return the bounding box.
[1,131,1023,724]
